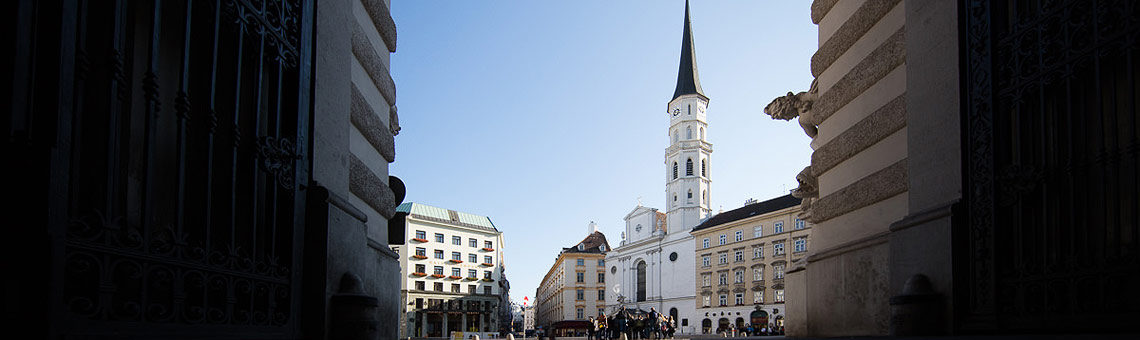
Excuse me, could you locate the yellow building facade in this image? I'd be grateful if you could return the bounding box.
[690,194,808,334]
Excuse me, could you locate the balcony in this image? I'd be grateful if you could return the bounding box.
[412,255,427,259]
[481,263,494,267]
[448,275,462,279]
[411,238,429,243]
[449,259,463,263]
[465,277,479,281]
[482,247,495,251]
[412,272,427,277]
[482,278,494,282]
[431,274,445,278]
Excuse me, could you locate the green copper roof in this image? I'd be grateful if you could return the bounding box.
[397,202,498,232]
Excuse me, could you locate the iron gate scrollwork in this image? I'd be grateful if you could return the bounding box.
[55,0,313,337]
[962,0,1140,332]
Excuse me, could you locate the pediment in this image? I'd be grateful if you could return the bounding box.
[624,205,658,220]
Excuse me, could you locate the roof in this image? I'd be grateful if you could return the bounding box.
[691,194,801,232]
[562,231,612,254]
[671,0,706,101]
[396,202,498,232]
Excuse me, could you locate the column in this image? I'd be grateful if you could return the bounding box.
[443,312,449,335]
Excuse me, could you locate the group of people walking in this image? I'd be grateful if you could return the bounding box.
[714,323,784,337]
[586,307,676,340]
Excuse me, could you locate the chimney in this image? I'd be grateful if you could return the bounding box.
[588,221,598,234]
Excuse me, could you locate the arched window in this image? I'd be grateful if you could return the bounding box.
[701,159,706,177]
[686,158,694,176]
[688,104,691,115]
[636,261,647,302]
[673,162,678,179]
[670,308,679,326]
[703,190,707,204]
[700,127,705,140]
[686,126,692,139]
[673,130,679,143]
[687,189,693,203]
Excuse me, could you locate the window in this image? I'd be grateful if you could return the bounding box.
[415,247,426,257]
[775,289,785,303]
[484,286,492,295]
[599,244,606,251]
[774,221,784,233]
[702,238,710,248]
[795,238,807,252]
[484,271,492,279]
[775,264,785,279]
[578,244,585,251]
[469,254,478,263]
[702,255,711,267]
[452,252,461,261]
[598,259,605,266]
[735,293,744,305]
[734,270,744,283]
[795,218,805,230]
[451,283,460,293]
[734,250,744,262]
[703,296,711,307]
[753,246,763,259]
[577,308,584,319]
[718,273,727,285]
[719,234,726,245]
[469,269,477,278]
[416,230,426,239]
[598,273,605,283]
[434,266,444,275]
[719,253,727,264]
[735,231,743,242]
[754,267,764,281]
[485,240,493,249]
[774,243,785,255]
[469,285,476,294]
[577,272,584,283]
[719,294,728,306]
[673,162,678,179]
[434,250,444,259]
[415,264,425,273]
[687,189,693,202]
[753,226,763,238]
[452,268,461,277]
[485,255,493,264]
[435,233,444,243]
[598,289,605,300]
[415,281,425,291]
[434,282,443,292]
[754,291,764,304]
[577,259,585,266]
[636,261,647,302]
[469,238,477,247]
[702,274,711,287]
[576,289,584,300]
[686,126,692,139]
[673,131,679,143]
[701,159,706,176]
[452,236,461,245]
[686,158,694,176]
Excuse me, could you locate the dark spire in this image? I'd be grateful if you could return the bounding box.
[672,0,705,101]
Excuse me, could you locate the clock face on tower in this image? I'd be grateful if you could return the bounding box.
[672,108,681,117]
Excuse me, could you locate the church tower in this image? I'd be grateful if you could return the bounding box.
[665,0,711,234]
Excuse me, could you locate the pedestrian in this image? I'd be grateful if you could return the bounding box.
[588,317,597,340]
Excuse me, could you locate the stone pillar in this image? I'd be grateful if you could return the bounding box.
[443,312,450,335]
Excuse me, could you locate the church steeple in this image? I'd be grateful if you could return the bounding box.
[672,0,705,101]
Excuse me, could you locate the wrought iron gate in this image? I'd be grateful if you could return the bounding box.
[961,0,1140,332]
[17,0,315,337]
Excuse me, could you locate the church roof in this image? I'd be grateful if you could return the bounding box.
[672,0,706,101]
[691,194,801,232]
[562,231,612,254]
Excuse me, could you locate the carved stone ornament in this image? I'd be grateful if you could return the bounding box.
[791,165,819,221]
[763,79,819,139]
[256,136,300,189]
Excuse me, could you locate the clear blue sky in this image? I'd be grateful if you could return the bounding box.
[390,1,818,305]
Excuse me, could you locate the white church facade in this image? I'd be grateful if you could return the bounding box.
[604,1,710,334]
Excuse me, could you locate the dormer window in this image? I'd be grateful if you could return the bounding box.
[600,244,607,251]
[578,244,585,251]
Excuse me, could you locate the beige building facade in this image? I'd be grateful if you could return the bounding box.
[536,227,611,336]
[690,195,808,334]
